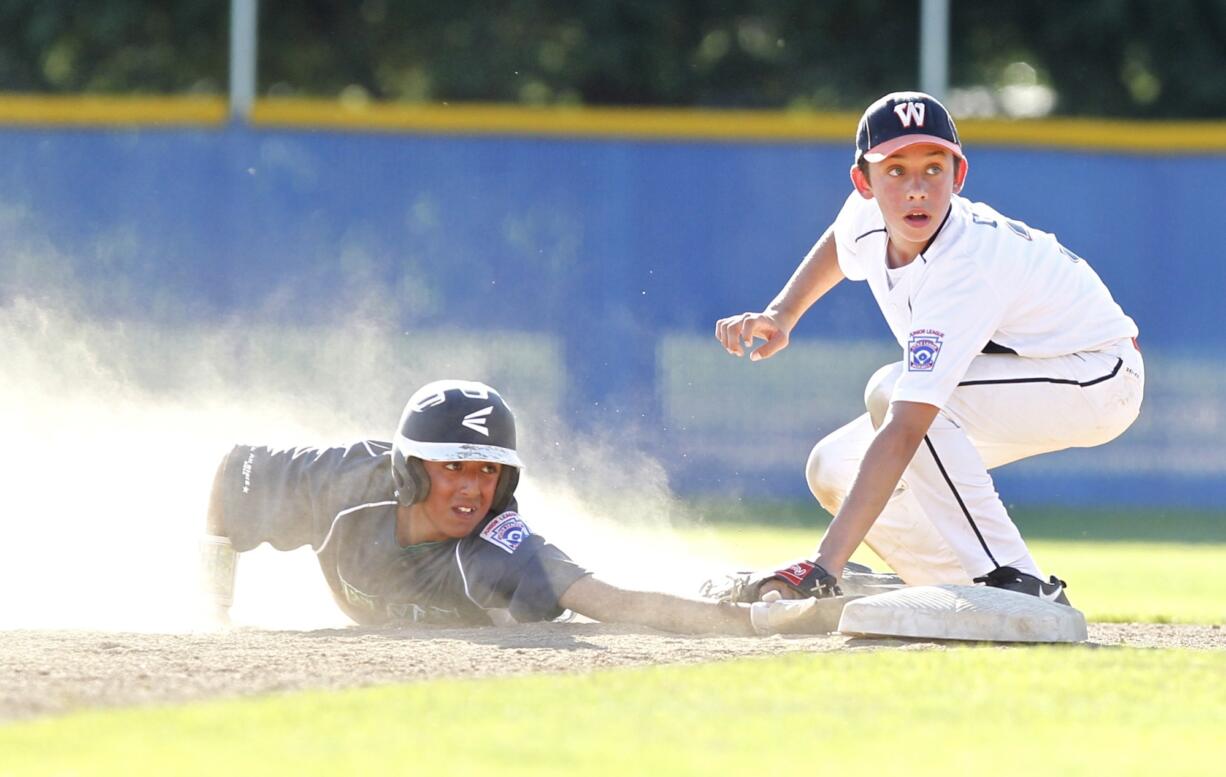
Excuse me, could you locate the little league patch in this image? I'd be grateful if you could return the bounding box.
[908,329,944,371]
[480,511,530,553]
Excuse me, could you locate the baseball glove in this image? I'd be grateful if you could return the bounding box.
[701,560,905,603]
[700,560,842,603]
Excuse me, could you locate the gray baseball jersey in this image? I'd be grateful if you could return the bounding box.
[212,441,589,626]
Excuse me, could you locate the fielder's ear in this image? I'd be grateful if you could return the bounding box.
[953,157,970,193]
[850,165,874,199]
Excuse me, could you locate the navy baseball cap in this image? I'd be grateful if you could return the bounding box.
[855,91,963,164]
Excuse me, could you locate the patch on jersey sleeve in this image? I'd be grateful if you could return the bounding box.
[479,511,531,554]
[908,329,944,372]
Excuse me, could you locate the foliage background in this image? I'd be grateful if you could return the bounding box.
[1,0,1224,117]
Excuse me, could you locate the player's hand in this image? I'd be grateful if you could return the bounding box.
[714,311,790,361]
[204,604,232,628]
[749,590,851,635]
[757,579,806,600]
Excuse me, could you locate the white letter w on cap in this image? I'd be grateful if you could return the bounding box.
[462,406,493,436]
[893,102,926,127]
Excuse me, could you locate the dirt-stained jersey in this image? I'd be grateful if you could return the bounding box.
[212,441,589,626]
[832,192,1138,408]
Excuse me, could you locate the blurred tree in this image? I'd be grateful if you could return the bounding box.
[259,0,917,110]
[0,0,1222,117]
[0,1,225,94]
[954,0,1226,118]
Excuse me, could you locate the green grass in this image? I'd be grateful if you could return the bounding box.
[1028,540,1226,622]
[1009,505,1226,543]
[3,649,1224,776]
[687,499,1226,543]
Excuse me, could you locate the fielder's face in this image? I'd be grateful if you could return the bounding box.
[413,459,503,541]
[854,143,962,264]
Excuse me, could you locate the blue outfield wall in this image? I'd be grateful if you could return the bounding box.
[1,124,1223,507]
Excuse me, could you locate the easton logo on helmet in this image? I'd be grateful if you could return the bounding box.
[461,406,493,436]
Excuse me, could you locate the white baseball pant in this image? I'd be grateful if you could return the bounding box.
[806,337,1144,584]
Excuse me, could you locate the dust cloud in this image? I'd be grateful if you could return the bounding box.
[0,298,749,633]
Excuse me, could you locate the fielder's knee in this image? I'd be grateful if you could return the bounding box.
[806,436,848,515]
[864,362,903,430]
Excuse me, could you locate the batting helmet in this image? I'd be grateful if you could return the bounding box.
[392,379,523,514]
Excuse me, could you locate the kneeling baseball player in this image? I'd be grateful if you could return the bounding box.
[202,379,831,635]
[714,91,1143,607]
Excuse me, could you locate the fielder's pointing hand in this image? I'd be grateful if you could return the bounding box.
[715,311,790,361]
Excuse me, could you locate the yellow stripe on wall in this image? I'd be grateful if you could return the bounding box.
[250,99,1226,153]
[251,98,860,143]
[0,94,227,127]
[959,117,1226,153]
[0,93,1223,153]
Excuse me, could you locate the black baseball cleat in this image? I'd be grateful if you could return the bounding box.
[973,566,1071,606]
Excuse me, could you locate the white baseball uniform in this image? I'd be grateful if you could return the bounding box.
[806,192,1144,583]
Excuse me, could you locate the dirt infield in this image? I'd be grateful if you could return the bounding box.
[2,622,1223,723]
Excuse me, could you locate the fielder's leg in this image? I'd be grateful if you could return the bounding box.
[892,339,1145,581]
[807,413,970,585]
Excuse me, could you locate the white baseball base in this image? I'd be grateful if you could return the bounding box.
[837,584,1088,643]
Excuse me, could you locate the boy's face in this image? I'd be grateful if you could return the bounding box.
[414,459,503,541]
[852,143,965,260]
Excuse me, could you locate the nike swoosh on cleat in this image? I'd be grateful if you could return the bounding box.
[1039,587,1064,603]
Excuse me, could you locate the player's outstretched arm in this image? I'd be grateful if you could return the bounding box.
[201,533,237,624]
[559,575,752,634]
[715,224,844,362]
[556,575,842,636]
[201,461,238,625]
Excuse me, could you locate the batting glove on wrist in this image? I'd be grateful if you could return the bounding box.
[772,561,842,599]
[701,560,843,603]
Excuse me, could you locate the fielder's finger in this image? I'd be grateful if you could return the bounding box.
[757,579,804,600]
[721,318,746,356]
[738,317,765,348]
[750,330,788,362]
[740,320,772,358]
